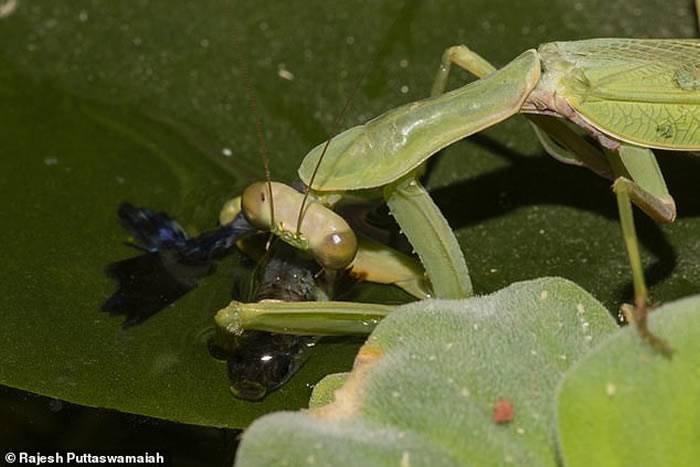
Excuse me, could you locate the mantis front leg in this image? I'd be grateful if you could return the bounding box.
[384,174,472,299]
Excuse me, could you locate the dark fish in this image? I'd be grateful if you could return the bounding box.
[104,201,325,401]
[226,242,321,401]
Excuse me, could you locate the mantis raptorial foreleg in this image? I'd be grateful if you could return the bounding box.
[433,46,617,177]
[385,174,472,299]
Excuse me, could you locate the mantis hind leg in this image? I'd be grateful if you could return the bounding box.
[613,177,674,358]
[609,144,676,357]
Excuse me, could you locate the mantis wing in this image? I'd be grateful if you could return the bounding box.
[540,39,700,150]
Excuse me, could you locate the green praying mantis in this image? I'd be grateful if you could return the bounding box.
[215,27,700,357]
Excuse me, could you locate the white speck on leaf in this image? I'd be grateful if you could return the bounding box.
[0,0,17,18]
[606,382,616,397]
[277,64,294,81]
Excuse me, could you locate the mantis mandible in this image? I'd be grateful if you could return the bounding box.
[218,35,700,358]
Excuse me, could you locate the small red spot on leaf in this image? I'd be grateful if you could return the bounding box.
[492,399,514,424]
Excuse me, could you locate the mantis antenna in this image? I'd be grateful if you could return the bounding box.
[295,71,367,235]
[233,34,276,232]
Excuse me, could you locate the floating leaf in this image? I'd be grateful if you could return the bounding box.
[1,0,698,431]
[236,278,617,466]
[557,294,700,466]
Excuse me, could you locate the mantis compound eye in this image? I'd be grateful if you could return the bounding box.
[314,230,358,270]
[241,182,274,230]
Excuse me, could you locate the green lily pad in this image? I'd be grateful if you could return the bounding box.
[557,295,700,466]
[235,278,617,466]
[1,0,699,431]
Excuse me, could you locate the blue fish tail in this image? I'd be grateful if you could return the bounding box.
[117,202,255,261]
